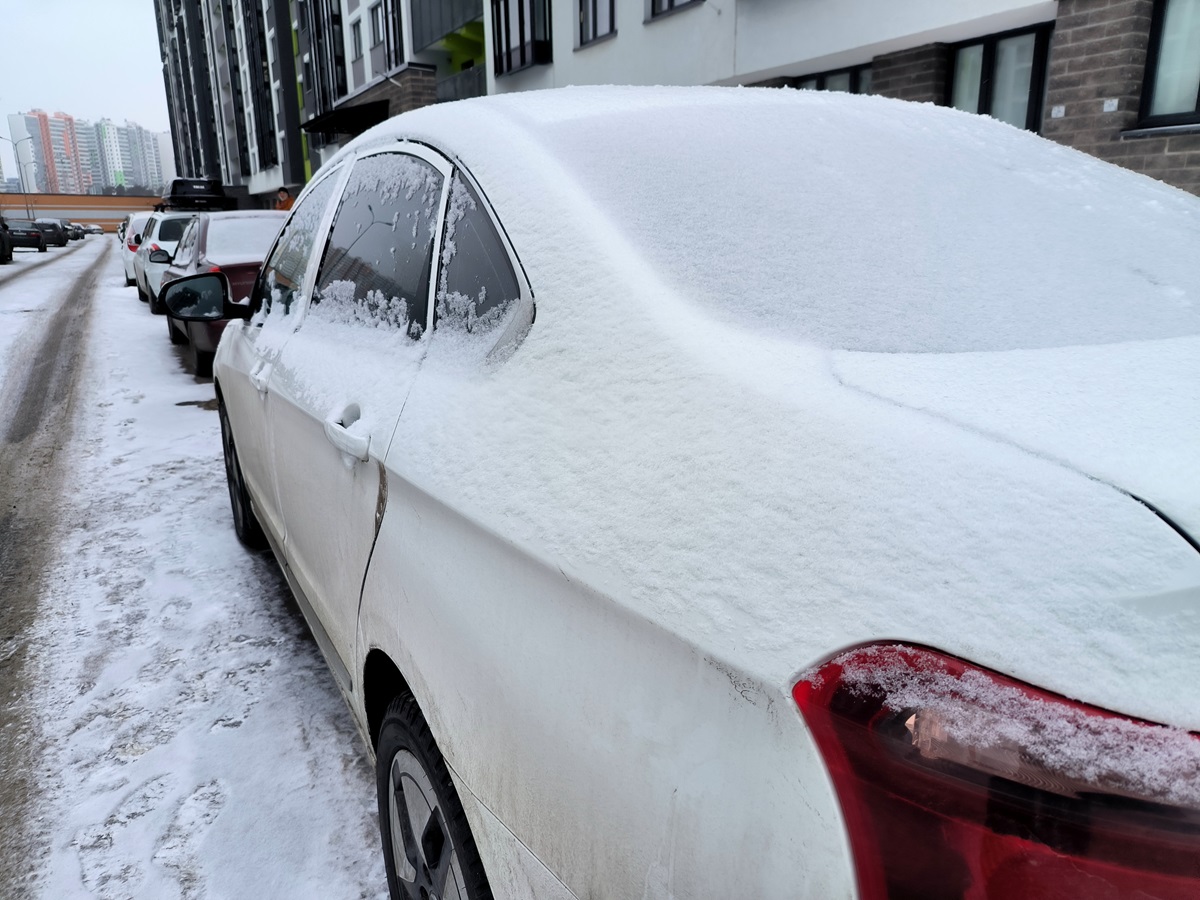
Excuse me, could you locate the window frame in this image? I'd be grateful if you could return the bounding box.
[791,64,873,95]
[351,20,363,59]
[579,0,616,47]
[369,3,384,47]
[648,0,702,20]
[1140,0,1200,127]
[492,0,553,76]
[946,23,1054,133]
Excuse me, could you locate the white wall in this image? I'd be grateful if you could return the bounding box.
[487,0,1056,92]
[732,0,1057,83]
[489,0,737,93]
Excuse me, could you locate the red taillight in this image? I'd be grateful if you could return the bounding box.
[150,243,161,252]
[208,265,221,273]
[794,644,1200,898]
[127,242,137,253]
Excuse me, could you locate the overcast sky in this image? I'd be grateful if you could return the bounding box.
[0,0,171,178]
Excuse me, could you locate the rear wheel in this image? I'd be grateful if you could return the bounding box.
[37,241,47,253]
[377,695,493,900]
[219,403,267,550]
[148,289,164,315]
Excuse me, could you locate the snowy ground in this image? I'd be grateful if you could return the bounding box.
[4,240,387,898]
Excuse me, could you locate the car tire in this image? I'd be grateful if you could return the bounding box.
[125,274,136,287]
[148,290,164,315]
[219,403,267,550]
[137,284,149,303]
[38,242,47,253]
[376,694,493,900]
[168,318,187,345]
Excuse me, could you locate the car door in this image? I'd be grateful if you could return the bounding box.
[218,167,348,545]
[265,146,451,687]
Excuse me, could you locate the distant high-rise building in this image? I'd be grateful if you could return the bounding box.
[6,113,45,192]
[74,121,105,194]
[156,131,177,185]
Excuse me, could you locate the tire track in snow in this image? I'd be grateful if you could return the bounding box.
[0,240,109,894]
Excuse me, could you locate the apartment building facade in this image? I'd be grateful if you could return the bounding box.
[160,0,1200,198]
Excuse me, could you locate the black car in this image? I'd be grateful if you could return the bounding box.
[0,218,13,264]
[7,219,47,252]
[36,219,69,247]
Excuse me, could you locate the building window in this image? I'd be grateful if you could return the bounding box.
[794,65,873,95]
[949,24,1053,132]
[492,0,552,76]
[580,0,615,45]
[650,0,701,17]
[370,3,383,46]
[1142,0,1200,125]
[351,20,362,59]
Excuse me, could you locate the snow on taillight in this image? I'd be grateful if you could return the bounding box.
[793,644,1200,898]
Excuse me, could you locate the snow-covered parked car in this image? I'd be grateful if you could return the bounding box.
[133,211,195,312]
[162,86,1200,900]
[121,211,152,287]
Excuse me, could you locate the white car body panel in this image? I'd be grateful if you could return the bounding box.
[210,88,1200,898]
[122,213,152,282]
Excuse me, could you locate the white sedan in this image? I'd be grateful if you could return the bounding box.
[162,86,1200,900]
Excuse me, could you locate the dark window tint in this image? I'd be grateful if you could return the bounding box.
[251,172,343,314]
[312,154,443,337]
[435,174,520,334]
[158,218,192,242]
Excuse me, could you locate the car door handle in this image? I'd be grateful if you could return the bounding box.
[324,408,370,462]
[249,362,272,393]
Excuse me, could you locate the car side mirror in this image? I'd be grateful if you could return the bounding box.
[148,249,172,264]
[163,272,230,321]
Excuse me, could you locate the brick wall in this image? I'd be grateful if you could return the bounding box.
[354,65,439,117]
[1042,0,1200,195]
[871,44,951,104]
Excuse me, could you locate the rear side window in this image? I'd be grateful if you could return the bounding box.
[175,221,198,263]
[158,218,191,242]
[435,174,520,334]
[250,172,343,316]
[312,153,444,338]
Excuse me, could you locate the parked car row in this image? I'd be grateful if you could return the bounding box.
[123,208,287,377]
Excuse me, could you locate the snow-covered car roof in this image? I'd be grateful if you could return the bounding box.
[324,87,1200,730]
[339,85,1200,354]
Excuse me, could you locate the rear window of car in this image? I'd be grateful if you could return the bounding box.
[205,218,284,260]
[158,218,192,242]
[10,220,34,228]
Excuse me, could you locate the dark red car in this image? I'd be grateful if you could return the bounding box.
[160,210,287,375]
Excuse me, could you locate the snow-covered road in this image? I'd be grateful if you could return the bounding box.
[1,239,387,898]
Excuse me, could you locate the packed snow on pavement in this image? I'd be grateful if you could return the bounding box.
[2,240,387,898]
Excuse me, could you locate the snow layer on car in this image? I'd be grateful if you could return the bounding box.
[329,87,1200,730]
